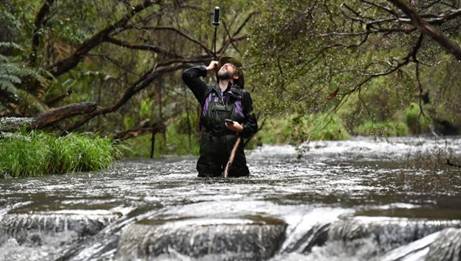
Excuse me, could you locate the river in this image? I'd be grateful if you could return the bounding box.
[1,136,461,260]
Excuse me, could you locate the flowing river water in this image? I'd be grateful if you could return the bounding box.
[1,136,461,261]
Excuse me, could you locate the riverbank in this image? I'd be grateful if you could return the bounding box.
[0,132,115,178]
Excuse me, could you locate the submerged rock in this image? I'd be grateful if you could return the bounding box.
[283,217,461,260]
[380,228,461,261]
[281,223,330,254]
[0,210,120,245]
[271,217,461,261]
[380,230,440,261]
[426,228,461,261]
[116,217,287,260]
[328,217,461,252]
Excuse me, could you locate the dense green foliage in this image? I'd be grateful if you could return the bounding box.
[405,103,432,135]
[257,113,350,144]
[0,132,115,177]
[245,0,461,139]
[1,0,461,158]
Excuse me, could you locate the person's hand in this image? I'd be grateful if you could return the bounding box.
[225,121,243,133]
[206,60,219,71]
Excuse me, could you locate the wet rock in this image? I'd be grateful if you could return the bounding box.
[0,117,33,132]
[329,217,461,250]
[282,223,330,254]
[29,233,42,246]
[0,209,121,261]
[279,219,461,261]
[321,216,461,260]
[380,230,440,261]
[426,228,461,261]
[0,231,78,261]
[0,211,120,244]
[432,118,460,136]
[116,217,287,260]
[277,208,353,255]
[380,228,461,261]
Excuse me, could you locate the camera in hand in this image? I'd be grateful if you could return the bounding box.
[225,119,234,125]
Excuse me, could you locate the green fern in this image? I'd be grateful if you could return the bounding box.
[0,55,21,101]
[0,53,20,101]
[0,42,23,51]
[0,41,49,106]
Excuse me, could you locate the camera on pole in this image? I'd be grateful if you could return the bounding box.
[211,6,220,59]
[212,6,220,26]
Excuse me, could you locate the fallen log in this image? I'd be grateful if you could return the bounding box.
[30,102,97,129]
[0,102,97,131]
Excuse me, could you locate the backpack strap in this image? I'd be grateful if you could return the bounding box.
[200,86,214,108]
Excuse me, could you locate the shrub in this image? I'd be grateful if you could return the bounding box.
[405,103,431,134]
[0,132,114,177]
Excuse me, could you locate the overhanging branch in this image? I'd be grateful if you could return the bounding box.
[105,36,183,58]
[388,0,461,60]
[48,0,160,77]
[64,62,190,132]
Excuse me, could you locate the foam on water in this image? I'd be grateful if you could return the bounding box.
[248,144,298,159]
[299,136,461,160]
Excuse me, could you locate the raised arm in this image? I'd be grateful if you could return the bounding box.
[182,61,218,105]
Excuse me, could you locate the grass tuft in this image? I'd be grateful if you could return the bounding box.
[0,132,115,177]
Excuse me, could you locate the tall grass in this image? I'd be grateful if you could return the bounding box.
[0,132,115,177]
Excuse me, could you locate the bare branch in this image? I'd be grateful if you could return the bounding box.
[216,11,257,55]
[64,62,190,132]
[113,119,165,141]
[221,21,242,55]
[31,102,97,129]
[133,26,214,56]
[105,36,183,58]
[30,0,55,65]
[361,0,399,17]
[48,0,160,77]
[388,0,461,60]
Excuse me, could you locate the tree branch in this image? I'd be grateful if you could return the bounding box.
[133,26,214,56]
[31,102,97,129]
[48,0,160,77]
[105,36,183,58]
[30,0,55,66]
[113,119,165,141]
[64,62,190,132]
[217,11,257,55]
[388,0,461,60]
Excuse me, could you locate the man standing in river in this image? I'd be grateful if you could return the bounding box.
[182,57,258,177]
